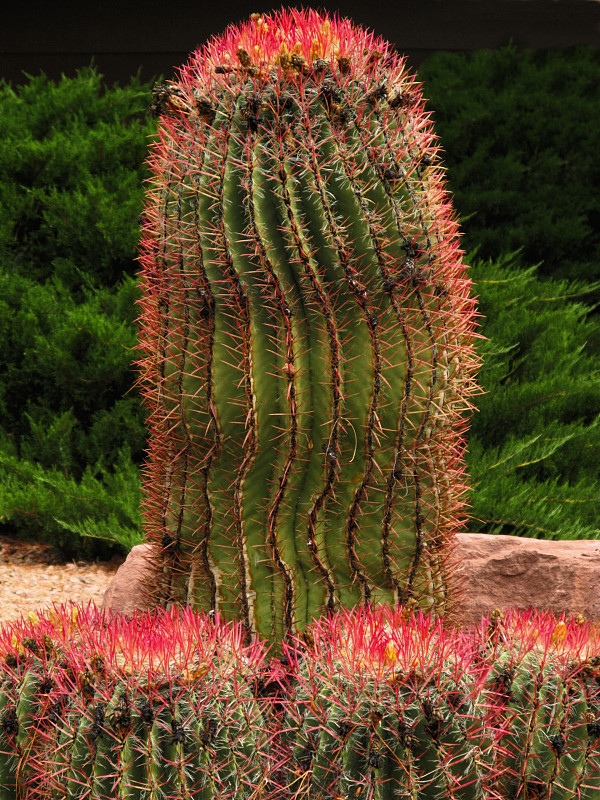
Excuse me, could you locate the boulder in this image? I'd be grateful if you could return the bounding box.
[453,533,600,626]
[102,543,155,616]
[102,534,600,624]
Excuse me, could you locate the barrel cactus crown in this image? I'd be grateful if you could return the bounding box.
[137,8,481,644]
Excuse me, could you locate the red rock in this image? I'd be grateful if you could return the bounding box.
[452,533,600,626]
[101,543,155,616]
[102,534,600,625]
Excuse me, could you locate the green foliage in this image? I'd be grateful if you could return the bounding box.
[0,67,153,557]
[0,271,145,558]
[417,45,600,540]
[0,66,155,290]
[420,46,600,287]
[0,443,141,558]
[467,253,600,538]
[0,272,144,473]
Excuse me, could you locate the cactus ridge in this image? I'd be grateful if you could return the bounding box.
[137,8,481,644]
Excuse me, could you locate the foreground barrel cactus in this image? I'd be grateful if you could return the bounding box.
[0,604,270,800]
[2,604,600,799]
[277,607,600,800]
[138,8,480,643]
[276,606,497,799]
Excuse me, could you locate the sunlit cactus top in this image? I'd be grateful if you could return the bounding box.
[153,9,408,96]
[481,607,600,664]
[285,604,474,680]
[138,7,481,644]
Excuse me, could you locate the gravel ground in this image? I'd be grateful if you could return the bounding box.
[0,534,124,625]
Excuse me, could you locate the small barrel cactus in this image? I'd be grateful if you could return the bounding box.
[138,8,481,644]
[277,605,498,800]
[0,603,270,800]
[480,609,600,799]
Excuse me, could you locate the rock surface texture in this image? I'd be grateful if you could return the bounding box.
[452,533,600,625]
[102,534,600,625]
[102,543,154,616]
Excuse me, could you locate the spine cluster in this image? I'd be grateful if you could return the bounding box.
[1,604,600,799]
[137,9,480,643]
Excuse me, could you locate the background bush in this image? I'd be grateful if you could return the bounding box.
[417,45,600,538]
[0,48,598,559]
[467,255,599,538]
[0,68,153,558]
[419,46,600,290]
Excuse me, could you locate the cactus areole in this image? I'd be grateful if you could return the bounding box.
[138,9,480,644]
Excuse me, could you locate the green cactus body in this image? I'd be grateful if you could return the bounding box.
[548,679,590,800]
[311,699,354,794]
[89,687,125,799]
[480,610,600,800]
[0,681,18,800]
[81,672,265,800]
[410,692,491,800]
[13,661,58,798]
[0,646,62,799]
[61,703,101,800]
[15,669,39,757]
[378,709,420,800]
[144,699,179,798]
[119,697,152,798]
[117,690,163,800]
[224,690,271,797]
[575,674,600,799]
[338,713,371,800]
[138,8,480,643]
[182,697,219,800]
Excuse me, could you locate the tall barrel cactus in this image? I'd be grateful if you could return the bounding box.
[137,8,480,643]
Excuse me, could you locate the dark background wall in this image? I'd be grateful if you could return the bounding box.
[2,0,600,86]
